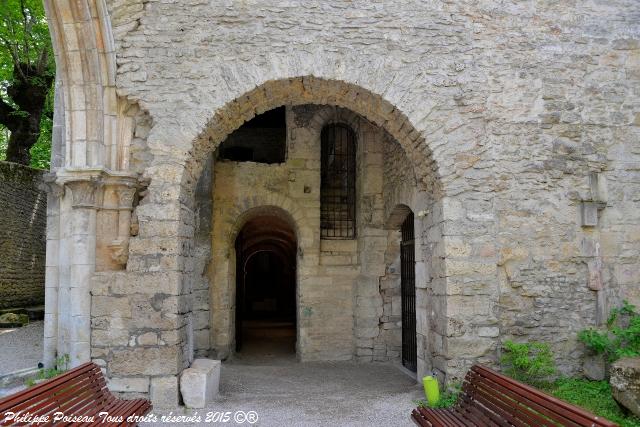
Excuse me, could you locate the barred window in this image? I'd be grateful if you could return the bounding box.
[320,124,356,239]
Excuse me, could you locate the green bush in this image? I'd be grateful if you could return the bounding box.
[500,340,556,385]
[578,300,640,362]
[542,378,640,427]
[25,354,70,387]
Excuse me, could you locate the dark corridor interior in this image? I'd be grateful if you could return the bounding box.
[235,214,297,360]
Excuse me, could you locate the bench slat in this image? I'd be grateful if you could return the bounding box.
[417,407,457,427]
[410,364,618,427]
[95,399,150,427]
[0,362,151,427]
[462,380,530,427]
[456,393,504,427]
[0,363,96,412]
[450,407,485,427]
[5,369,108,420]
[471,366,607,427]
[466,371,571,427]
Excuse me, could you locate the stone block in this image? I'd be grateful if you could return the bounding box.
[477,326,500,338]
[150,376,179,407]
[583,354,606,381]
[108,377,150,393]
[110,346,181,376]
[610,357,640,417]
[137,331,158,346]
[180,359,221,408]
[92,295,131,318]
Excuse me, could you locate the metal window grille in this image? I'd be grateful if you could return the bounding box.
[320,124,356,239]
[401,212,417,372]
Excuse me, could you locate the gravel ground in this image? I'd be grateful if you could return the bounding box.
[144,361,423,427]
[0,321,43,376]
[0,326,423,425]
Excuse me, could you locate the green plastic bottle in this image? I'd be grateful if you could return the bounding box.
[422,375,440,407]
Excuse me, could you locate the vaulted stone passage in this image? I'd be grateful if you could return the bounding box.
[234,213,297,358]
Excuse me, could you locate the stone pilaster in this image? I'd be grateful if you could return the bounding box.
[61,175,101,366]
[41,169,139,368]
[40,175,64,368]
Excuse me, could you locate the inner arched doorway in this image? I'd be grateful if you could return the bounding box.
[234,213,297,359]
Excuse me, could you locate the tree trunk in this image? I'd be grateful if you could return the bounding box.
[5,124,40,165]
[1,61,54,166]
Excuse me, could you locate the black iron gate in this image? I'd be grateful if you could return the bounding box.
[401,212,417,372]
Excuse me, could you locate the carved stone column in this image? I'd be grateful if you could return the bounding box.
[39,175,65,368]
[42,169,138,367]
[60,175,102,366]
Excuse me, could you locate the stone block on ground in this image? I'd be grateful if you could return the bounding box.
[180,359,221,408]
[150,376,179,407]
[610,357,640,417]
[583,354,606,381]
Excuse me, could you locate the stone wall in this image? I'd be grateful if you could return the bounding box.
[42,0,640,405]
[115,1,638,376]
[0,162,46,310]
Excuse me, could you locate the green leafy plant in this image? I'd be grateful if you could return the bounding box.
[578,300,640,362]
[414,382,461,409]
[500,340,556,385]
[25,354,70,387]
[542,378,640,427]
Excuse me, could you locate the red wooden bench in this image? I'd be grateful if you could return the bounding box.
[0,362,151,426]
[412,364,617,427]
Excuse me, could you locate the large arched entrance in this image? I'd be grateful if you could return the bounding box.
[234,213,297,360]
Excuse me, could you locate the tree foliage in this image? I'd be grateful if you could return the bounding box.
[0,0,54,168]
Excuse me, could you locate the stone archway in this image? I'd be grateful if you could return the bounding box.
[126,77,497,391]
[39,0,640,410]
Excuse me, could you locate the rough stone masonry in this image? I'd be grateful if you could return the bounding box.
[40,0,640,406]
[0,162,46,310]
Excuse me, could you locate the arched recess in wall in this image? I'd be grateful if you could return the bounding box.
[232,208,298,354]
[178,77,442,209]
[210,204,306,358]
[385,204,414,230]
[181,78,444,366]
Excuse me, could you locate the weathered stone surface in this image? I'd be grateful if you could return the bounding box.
[150,376,179,407]
[583,355,607,381]
[180,359,221,409]
[0,162,46,309]
[108,377,150,393]
[110,347,181,376]
[180,369,207,409]
[610,357,640,417]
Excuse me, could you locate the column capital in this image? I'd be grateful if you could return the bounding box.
[39,173,65,198]
[66,179,102,209]
[53,168,139,209]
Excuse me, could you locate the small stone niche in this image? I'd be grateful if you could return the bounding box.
[218,107,287,164]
